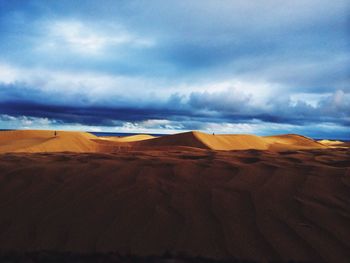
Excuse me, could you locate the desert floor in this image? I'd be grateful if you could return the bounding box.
[0,130,349,263]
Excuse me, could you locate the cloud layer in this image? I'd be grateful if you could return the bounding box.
[0,0,349,138]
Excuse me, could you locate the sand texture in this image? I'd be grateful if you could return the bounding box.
[0,130,349,262]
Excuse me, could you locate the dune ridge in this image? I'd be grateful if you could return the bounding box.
[0,130,98,153]
[0,130,334,153]
[100,134,156,142]
[133,131,326,151]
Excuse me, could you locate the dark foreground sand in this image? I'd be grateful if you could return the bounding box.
[0,147,349,263]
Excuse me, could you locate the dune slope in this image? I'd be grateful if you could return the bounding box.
[264,134,326,150]
[133,131,210,149]
[0,130,98,153]
[195,132,269,150]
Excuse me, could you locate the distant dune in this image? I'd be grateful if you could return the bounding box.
[134,131,327,151]
[100,134,156,142]
[0,130,331,153]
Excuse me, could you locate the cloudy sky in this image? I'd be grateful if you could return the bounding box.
[0,0,349,138]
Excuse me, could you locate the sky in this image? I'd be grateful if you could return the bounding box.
[0,0,349,139]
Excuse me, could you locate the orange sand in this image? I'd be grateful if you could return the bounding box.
[0,130,98,153]
[0,130,331,153]
[318,139,345,146]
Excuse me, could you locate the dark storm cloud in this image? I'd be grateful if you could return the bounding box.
[0,100,174,126]
[0,83,349,128]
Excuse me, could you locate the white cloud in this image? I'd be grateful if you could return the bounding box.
[0,62,161,104]
[0,115,56,129]
[0,64,20,84]
[40,20,154,55]
[331,90,347,107]
[0,62,273,107]
[290,93,328,107]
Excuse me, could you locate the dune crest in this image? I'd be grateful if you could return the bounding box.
[100,134,156,142]
[0,130,98,153]
[133,131,326,151]
[318,139,344,146]
[0,130,329,153]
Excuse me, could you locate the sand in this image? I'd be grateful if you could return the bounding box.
[318,139,345,146]
[0,130,349,262]
[100,134,156,142]
[0,130,330,153]
[133,131,327,152]
[0,130,98,153]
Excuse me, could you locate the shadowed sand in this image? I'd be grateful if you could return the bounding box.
[0,130,349,262]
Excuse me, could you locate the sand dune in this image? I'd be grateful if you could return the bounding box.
[133,131,210,149]
[134,131,326,151]
[0,147,349,262]
[0,130,98,153]
[0,130,329,153]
